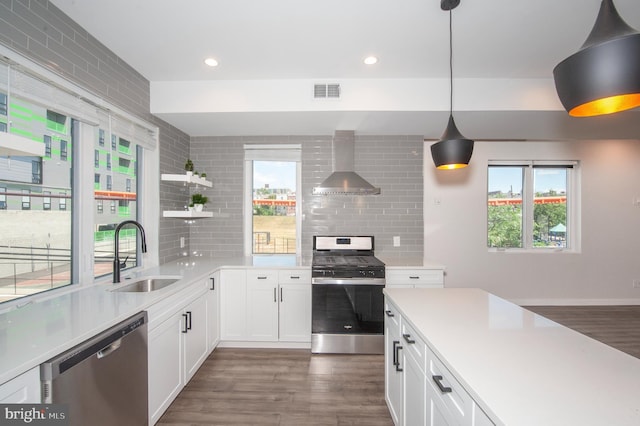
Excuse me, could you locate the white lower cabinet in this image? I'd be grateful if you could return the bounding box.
[386,268,444,289]
[0,366,41,403]
[278,270,312,342]
[385,298,494,426]
[246,270,279,340]
[221,268,311,343]
[404,345,426,425]
[148,309,183,425]
[402,320,427,426]
[206,271,220,351]
[183,293,208,381]
[148,280,214,425]
[385,300,403,426]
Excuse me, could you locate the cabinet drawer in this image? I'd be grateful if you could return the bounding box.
[386,269,444,287]
[278,269,311,284]
[246,269,278,285]
[426,346,473,425]
[401,320,425,372]
[384,299,401,333]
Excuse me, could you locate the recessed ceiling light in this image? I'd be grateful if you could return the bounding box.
[364,56,378,65]
[204,57,219,67]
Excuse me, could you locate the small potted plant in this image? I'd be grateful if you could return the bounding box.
[184,159,194,175]
[190,193,209,212]
[200,172,207,178]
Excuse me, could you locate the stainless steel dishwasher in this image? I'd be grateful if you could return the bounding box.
[41,311,148,426]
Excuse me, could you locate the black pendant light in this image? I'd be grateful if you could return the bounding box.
[554,0,640,117]
[431,0,474,170]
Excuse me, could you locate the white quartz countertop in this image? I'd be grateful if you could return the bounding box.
[0,254,442,386]
[0,255,307,385]
[384,288,640,426]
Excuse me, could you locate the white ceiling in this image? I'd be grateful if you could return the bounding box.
[50,0,640,139]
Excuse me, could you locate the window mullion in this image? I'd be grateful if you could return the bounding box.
[523,165,534,249]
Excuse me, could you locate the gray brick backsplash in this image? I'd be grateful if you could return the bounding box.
[189,135,423,260]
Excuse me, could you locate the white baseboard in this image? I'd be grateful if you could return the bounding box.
[510,298,640,306]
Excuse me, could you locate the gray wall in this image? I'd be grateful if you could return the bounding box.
[424,139,640,304]
[0,0,189,264]
[189,135,424,260]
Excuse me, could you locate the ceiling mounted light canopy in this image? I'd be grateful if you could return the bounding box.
[430,0,474,170]
[553,0,640,117]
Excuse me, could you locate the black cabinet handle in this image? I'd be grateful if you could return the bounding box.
[273,287,277,302]
[280,287,283,302]
[210,277,215,290]
[290,276,300,279]
[186,311,192,330]
[258,276,267,280]
[432,375,452,393]
[182,313,189,333]
[385,310,395,317]
[409,276,420,279]
[395,345,403,372]
[403,333,415,344]
[392,340,399,366]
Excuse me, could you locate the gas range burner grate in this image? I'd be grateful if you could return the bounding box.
[313,255,381,267]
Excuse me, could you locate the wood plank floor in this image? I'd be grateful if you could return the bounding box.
[157,348,393,426]
[158,306,640,425]
[525,305,640,360]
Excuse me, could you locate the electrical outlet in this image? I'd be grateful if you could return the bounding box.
[393,236,401,247]
[633,280,640,289]
[180,236,185,248]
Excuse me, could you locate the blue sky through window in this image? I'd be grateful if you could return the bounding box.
[254,161,296,191]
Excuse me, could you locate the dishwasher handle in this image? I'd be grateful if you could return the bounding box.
[41,311,147,378]
[97,338,122,359]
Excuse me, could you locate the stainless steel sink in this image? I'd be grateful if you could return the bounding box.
[112,277,181,292]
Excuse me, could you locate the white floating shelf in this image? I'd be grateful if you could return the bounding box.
[161,173,212,187]
[163,210,213,218]
[162,210,229,218]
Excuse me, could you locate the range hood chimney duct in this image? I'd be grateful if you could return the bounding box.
[312,131,381,196]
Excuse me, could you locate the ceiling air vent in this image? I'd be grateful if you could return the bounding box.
[314,83,340,99]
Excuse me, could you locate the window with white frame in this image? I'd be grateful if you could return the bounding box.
[0,54,158,306]
[487,161,579,251]
[93,112,143,279]
[243,144,301,255]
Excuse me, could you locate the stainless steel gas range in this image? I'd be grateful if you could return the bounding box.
[311,236,385,354]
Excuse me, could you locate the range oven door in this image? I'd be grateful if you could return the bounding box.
[311,282,385,353]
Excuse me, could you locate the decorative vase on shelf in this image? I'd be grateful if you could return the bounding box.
[186,171,193,177]
[194,204,203,212]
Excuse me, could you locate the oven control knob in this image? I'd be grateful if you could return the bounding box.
[359,270,366,277]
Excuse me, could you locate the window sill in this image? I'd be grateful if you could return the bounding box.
[489,248,580,254]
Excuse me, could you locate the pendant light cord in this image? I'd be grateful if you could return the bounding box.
[449,9,453,117]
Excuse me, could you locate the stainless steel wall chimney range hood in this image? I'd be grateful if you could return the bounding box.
[312,131,381,196]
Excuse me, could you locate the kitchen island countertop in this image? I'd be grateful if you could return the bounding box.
[384,287,640,426]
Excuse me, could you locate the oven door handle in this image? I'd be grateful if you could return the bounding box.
[311,278,386,285]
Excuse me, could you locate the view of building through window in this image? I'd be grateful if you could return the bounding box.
[0,95,73,302]
[252,160,296,254]
[488,164,569,249]
[93,125,139,278]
